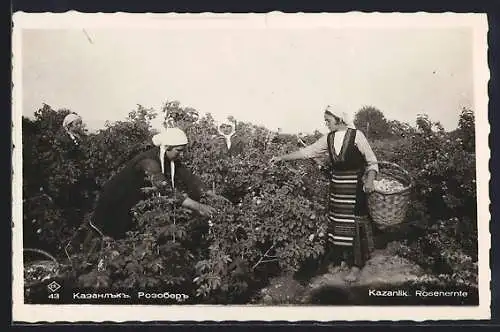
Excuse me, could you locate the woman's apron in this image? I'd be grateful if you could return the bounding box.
[326,128,375,267]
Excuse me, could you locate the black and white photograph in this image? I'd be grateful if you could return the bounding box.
[12,12,490,321]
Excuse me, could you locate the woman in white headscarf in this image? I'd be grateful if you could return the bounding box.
[271,106,379,282]
[215,118,246,157]
[85,127,218,242]
[62,113,85,146]
[56,112,98,227]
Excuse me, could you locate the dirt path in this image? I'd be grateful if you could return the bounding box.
[255,246,425,305]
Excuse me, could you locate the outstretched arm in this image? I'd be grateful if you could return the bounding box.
[172,162,219,216]
[181,196,216,217]
[138,159,215,216]
[175,162,231,203]
[272,135,329,162]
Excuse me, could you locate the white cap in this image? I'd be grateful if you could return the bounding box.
[152,128,188,180]
[152,127,188,147]
[324,105,356,129]
[63,113,82,128]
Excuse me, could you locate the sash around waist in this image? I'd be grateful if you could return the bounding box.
[330,168,363,180]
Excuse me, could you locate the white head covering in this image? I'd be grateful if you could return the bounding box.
[152,127,188,148]
[324,105,356,129]
[217,118,236,150]
[152,127,188,190]
[62,113,83,144]
[63,113,82,129]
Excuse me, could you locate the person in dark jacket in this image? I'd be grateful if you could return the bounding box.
[84,127,221,245]
[61,113,85,147]
[55,113,98,226]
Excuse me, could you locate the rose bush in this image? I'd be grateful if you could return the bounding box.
[23,102,478,303]
[378,109,478,289]
[23,105,95,253]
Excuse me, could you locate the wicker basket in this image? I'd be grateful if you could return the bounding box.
[367,161,413,230]
[24,248,63,288]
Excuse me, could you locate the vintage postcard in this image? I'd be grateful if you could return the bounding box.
[12,12,490,322]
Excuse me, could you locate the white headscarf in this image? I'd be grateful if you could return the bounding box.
[324,105,356,129]
[62,113,83,144]
[217,119,236,150]
[152,127,188,189]
[63,113,82,129]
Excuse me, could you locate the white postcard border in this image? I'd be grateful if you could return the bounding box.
[11,12,491,322]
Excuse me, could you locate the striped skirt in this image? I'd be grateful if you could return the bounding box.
[327,169,374,266]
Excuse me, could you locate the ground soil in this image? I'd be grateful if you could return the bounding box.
[253,245,425,305]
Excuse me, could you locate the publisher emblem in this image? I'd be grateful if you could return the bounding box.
[47,281,61,293]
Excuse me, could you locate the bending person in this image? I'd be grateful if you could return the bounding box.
[84,127,217,246]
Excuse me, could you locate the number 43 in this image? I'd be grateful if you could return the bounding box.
[48,293,59,299]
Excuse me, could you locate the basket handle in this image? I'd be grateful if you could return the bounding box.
[372,161,413,186]
[24,248,60,266]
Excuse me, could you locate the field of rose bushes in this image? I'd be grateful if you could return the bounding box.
[22,102,478,304]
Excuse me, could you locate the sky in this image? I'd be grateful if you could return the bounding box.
[21,26,474,134]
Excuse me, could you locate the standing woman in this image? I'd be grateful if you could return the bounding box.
[271,106,378,282]
[215,118,246,157]
[61,113,85,148]
[56,113,98,226]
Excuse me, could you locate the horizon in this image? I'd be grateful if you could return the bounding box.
[22,101,469,135]
[21,21,475,136]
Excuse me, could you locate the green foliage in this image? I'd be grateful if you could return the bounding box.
[354,105,391,140]
[379,110,478,285]
[74,194,199,292]
[388,218,478,289]
[387,120,416,138]
[394,112,477,224]
[23,105,95,252]
[23,101,478,304]
[458,107,475,153]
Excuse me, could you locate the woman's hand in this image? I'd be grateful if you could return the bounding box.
[363,170,377,193]
[182,197,215,217]
[141,180,168,194]
[206,190,231,204]
[196,203,216,218]
[363,180,375,193]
